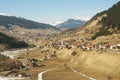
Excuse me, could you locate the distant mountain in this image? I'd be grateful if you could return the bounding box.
[0,15,59,30]
[50,16,91,29]
[0,14,60,41]
[56,19,86,29]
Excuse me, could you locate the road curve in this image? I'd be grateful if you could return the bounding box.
[38,69,54,80]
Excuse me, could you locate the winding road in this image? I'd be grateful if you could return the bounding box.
[70,67,96,80]
[38,67,96,80]
[38,69,54,80]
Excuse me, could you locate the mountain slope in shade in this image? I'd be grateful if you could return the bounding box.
[56,19,86,29]
[0,32,28,49]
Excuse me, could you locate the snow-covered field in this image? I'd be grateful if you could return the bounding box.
[0,47,37,59]
[0,77,25,80]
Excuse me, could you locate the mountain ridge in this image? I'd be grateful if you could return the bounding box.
[0,15,60,30]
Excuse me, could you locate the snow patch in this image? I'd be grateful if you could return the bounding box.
[73,16,91,21]
[50,16,91,26]
[0,77,25,80]
[50,21,64,26]
[0,13,10,16]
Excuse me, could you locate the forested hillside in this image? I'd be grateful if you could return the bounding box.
[101,1,120,30]
[0,32,28,48]
[91,1,120,40]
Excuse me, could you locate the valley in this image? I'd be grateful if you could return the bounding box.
[0,34,120,80]
[0,1,120,80]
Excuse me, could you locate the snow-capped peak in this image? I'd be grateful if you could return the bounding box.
[0,13,10,16]
[0,13,7,16]
[73,16,91,21]
[50,16,91,26]
[50,20,64,26]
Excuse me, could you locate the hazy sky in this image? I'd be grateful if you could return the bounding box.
[0,0,119,23]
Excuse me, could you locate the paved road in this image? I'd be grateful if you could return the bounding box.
[38,69,54,80]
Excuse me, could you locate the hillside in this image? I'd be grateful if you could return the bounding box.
[56,48,120,80]
[82,1,120,40]
[55,1,120,46]
[0,15,60,41]
[0,15,59,30]
[0,32,28,49]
